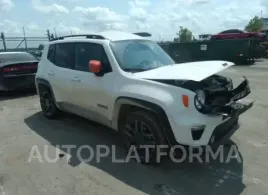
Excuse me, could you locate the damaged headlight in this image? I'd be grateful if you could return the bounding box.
[226,77,233,90]
[194,90,206,111]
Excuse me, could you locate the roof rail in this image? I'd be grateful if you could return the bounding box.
[133,32,152,37]
[50,34,106,41]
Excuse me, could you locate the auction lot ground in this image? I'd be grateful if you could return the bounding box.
[0,59,268,195]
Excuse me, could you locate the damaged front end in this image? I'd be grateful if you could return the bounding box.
[194,76,253,117]
[153,74,254,117]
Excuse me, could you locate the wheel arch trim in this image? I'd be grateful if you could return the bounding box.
[35,78,60,108]
[112,97,178,146]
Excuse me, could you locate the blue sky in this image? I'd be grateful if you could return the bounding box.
[0,0,268,42]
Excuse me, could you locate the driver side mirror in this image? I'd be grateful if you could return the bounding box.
[89,60,102,74]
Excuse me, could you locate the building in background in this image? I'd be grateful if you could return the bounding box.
[261,18,268,31]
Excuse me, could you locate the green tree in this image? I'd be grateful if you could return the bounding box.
[245,16,263,32]
[174,26,193,42]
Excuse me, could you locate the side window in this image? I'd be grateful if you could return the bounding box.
[74,43,112,73]
[47,44,55,63]
[102,50,112,73]
[54,43,74,69]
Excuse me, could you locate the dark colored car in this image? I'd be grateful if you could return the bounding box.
[0,52,39,91]
[211,29,266,41]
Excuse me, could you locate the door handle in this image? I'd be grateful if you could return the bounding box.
[72,77,81,82]
[48,71,55,76]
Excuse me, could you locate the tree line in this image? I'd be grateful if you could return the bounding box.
[166,16,264,43]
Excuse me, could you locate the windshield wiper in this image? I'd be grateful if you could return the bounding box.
[123,68,150,73]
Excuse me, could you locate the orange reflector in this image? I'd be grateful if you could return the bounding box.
[182,95,189,107]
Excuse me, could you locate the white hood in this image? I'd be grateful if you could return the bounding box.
[133,61,234,82]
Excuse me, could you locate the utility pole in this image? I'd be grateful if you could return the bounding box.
[46,30,51,41]
[0,32,7,51]
[23,27,28,52]
[54,28,57,38]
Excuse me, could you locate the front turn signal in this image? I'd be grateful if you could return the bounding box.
[182,95,189,108]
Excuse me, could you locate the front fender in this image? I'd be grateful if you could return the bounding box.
[111,84,174,130]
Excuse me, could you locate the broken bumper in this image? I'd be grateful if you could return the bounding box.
[168,100,254,147]
[167,77,253,147]
[209,101,254,144]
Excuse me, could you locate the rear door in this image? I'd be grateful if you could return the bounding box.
[46,43,75,106]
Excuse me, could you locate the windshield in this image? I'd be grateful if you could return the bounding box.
[110,40,175,72]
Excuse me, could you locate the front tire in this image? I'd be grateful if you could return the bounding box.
[39,88,59,119]
[119,110,168,164]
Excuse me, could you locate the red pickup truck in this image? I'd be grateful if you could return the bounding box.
[211,29,266,40]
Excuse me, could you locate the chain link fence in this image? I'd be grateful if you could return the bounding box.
[0,32,48,53]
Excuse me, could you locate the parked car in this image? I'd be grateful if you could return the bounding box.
[34,44,45,59]
[0,52,39,91]
[35,31,254,164]
[211,29,266,40]
[260,30,268,57]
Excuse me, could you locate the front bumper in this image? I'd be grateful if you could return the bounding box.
[209,101,254,144]
[168,101,254,147]
[0,73,36,91]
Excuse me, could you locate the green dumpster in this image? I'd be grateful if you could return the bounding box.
[159,39,262,64]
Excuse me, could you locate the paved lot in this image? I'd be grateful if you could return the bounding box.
[0,60,268,195]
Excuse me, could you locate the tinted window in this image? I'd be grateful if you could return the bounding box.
[101,51,112,73]
[75,43,111,72]
[54,43,74,69]
[47,44,55,63]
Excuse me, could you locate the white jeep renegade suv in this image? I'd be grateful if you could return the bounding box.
[35,31,253,163]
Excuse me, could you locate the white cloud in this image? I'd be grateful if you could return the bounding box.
[0,20,20,34]
[54,23,87,35]
[73,6,126,31]
[2,0,268,41]
[32,0,69,14]
[0,20,45,36]
[73,6,122,22]
[27,23,40,31]
[129,0,151,7]
[0,0,14,11]
[129,7,148,22]
[191,0,210,5]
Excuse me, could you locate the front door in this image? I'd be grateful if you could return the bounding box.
[70,42,114,126]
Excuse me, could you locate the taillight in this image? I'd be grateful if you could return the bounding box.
[2,63,37,73]
[3,67,11,72]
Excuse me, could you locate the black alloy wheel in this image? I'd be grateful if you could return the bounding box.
[40,90,59,119]
[120,110,168,164]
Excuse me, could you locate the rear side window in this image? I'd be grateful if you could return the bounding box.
[54,43,74,69]
[74,43,103,72]
[47,44,55,63]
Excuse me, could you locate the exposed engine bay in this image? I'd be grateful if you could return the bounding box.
[152,74,253,116]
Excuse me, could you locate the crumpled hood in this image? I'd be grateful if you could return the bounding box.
[133,61,234,81]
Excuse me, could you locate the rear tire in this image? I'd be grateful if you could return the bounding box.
[119,110,168,164]
[39,87,60,119]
